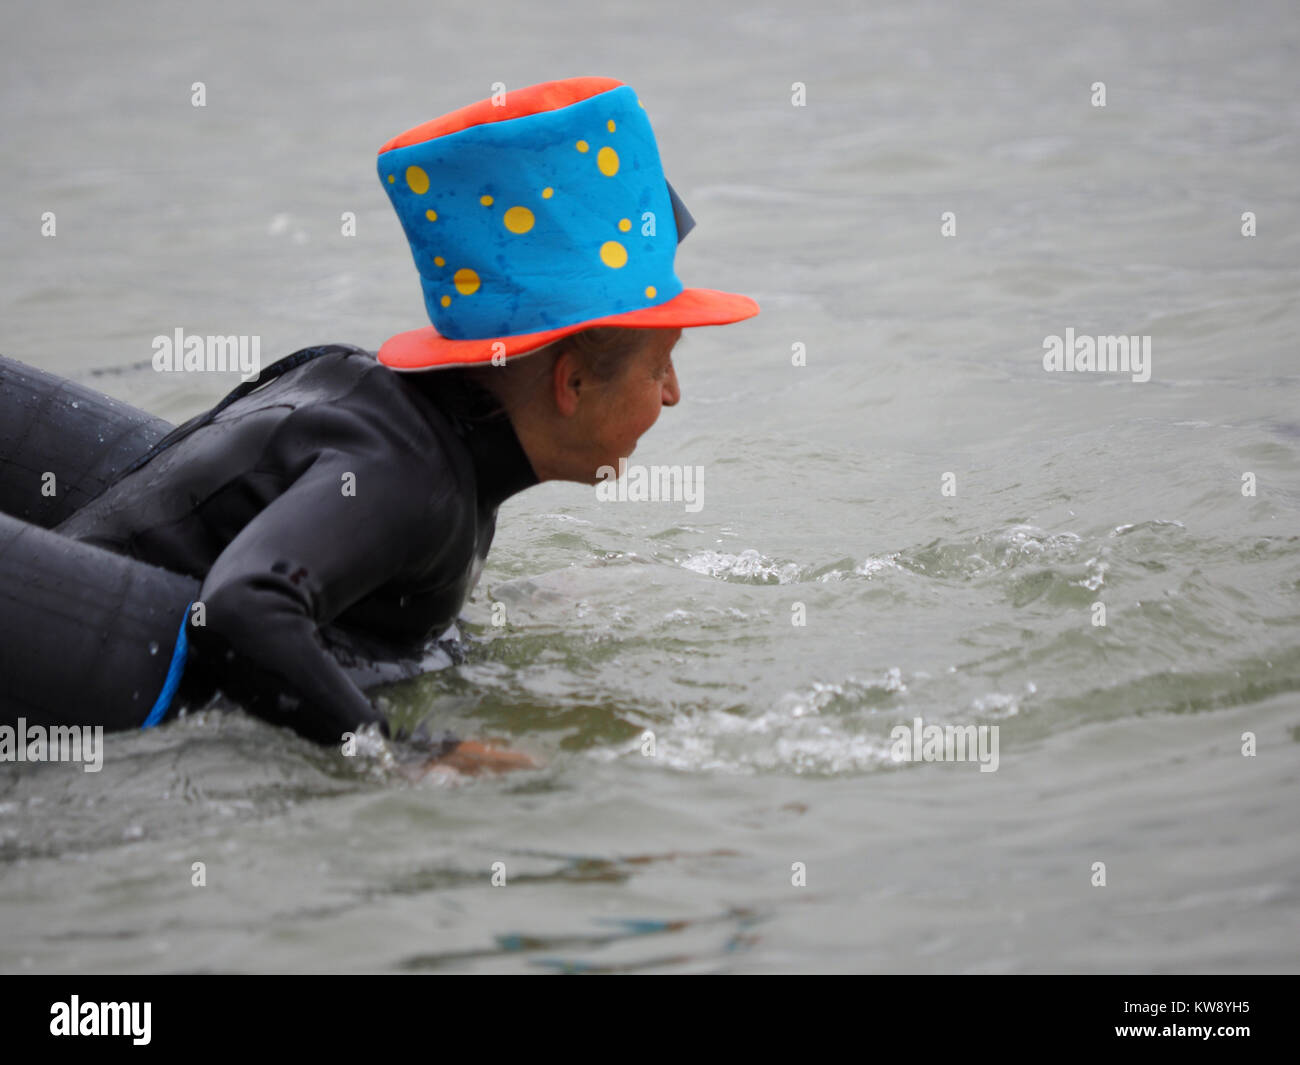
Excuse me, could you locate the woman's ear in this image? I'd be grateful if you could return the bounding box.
[551,348,584,417]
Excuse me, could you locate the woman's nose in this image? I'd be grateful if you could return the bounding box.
[662,364,681,407]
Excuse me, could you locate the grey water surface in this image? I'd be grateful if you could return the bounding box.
[1,0,1298,972]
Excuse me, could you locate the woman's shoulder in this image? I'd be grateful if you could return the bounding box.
[271,349,478,516]
[278,348,465,453]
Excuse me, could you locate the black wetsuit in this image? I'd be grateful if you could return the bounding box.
[55,344,538,744]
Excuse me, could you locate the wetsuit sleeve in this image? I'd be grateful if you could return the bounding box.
[193,439,442,745]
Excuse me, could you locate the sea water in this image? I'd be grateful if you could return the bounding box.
[0,0,1297,973]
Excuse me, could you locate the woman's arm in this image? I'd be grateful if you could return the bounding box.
[192,442,447,745]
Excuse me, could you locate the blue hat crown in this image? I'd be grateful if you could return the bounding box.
[379,84,684,340]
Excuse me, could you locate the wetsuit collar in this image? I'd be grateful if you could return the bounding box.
[400,367,540,509]
[459,411,540,510]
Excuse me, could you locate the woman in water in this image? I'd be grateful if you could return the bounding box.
[0,77,758,760]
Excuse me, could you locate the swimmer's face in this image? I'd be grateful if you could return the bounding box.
[518,327,684,485]
[578,328,682,479]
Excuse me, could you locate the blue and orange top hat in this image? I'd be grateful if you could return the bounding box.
[376,76,759,370]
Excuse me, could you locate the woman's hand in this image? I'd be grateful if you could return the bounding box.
[408,739,537,778]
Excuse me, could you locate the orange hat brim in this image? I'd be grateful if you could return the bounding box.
[378,286,758,371]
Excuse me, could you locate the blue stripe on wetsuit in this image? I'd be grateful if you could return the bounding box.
[141,603,192,729]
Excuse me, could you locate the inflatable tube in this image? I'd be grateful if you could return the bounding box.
[0,355,448,735]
